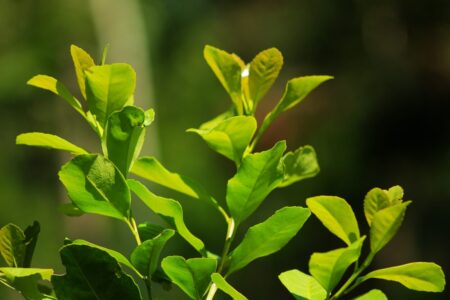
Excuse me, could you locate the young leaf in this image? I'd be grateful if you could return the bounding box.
[27,75,85,115]
[162,256,217,299]
[16,132,88,155]
[52,244,142,300]
[370,202,410,254]
[353,289,387,300]
[85,63,136,126]
[362,262,445,292]
[248,48,283,105]
[227,206,310,275]
[279,269,327,300]
[387,185,404,205]
[226,141,286,224]
[70,44,95,99]
[128,179,206,255]
[309,237,365,293]
[306,196,360,245]
[130,229,175,277]
[364,188,390,226]
[187,116,257,164]
[211,273,248,300]
[104,106,154,175]
[0,267,53,300]
[279,145,320,188]
[0,224,26,267]
[58,154,131,221]
[204,45,244,114]
[23,221,40,268]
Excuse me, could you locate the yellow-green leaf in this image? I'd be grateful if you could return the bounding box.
[16,132,88,155]
[211,273,248,300]
[70,44,95,99]
[279,269,327,300]
[279,145,320,187]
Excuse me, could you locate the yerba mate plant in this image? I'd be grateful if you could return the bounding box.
[0,45,445,300]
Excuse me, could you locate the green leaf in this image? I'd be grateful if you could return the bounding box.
[306,196,360,245]
[187,116,257,164]
[27,75,84,115]
[0,224,25,267]
[85,63,136,127]
[68,239,141,278]
[161,256,217,299]
[131,156,219,209]
[370,202,410,254]
[23,221,40,268]
[362,262,445,292]
[58,154,131,221]
[279,145,320,188]
[52,244,142,300]
[211,273,248,300]
[16,132,88,155]
[353,289,387,300]
[278,269,327,300]
[309,237,365,293]
[364,188,390,226]
[104,106,154,175]
[128,179,206,255]
[226,141,286,224]
[70,44,95,99]
[204,45,244,114]
[387,185,404,205]
[130,229,175,277]
[197,109,234,131]
[137,222,167,242]
[60,203,85,217]
[0,267,53,300]
[227,206,310,275]
[248,48,283,105]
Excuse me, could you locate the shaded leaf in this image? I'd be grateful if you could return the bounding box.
[162,256,217,299]
[70,44,95,99]
[309,237,365,292]
[23,221,40,268]
[59,203,84,217]
[279,145,320,187]
[306,196,360,245]
[362,262,445,292]
[137,222,166,242]
[0,224,25,267]
[226,141,286,224]
[364,188,390,226]
[58,154,131,221]
[227,206,310,275]
[211,273,248,300]
[16,132,88,155]
[52,244,142,300]
[353,289,387,300]
[279,269,327,300]
[128,179,206,255]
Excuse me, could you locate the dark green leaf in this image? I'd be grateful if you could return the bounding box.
[279,269,327,300]
[211,273,248,300]
[226,141,286,224]
[279,145,319,187]
[59,203,85,217]
[227,206,310,275]
[137,222,166,242]
[16,132,88,155]
[52,244,142,300]
[70,44,95,99]
[23,221,40,268]
[0,224,25,267]
[58,154,131,221]
[162,256,216,299]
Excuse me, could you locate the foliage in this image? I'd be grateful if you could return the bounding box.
[0,44,444,300]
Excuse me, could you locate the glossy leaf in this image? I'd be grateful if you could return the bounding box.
[104,106,154,175]
[130,229,175,277]
[204,45,244,113]
[306,196,360,245]
[362,262,445,292]
[52,244,142,300]
[0,224,25,267]
[70,44,95,99]
[162,256,217,299]
[226,141,286,224]
[279,145,320,187]
[58,154,131,221]
[128,179,206,255]
[370,202,410,253]
[227,206,310,275]
[211,273,248,300]
[16,132,88,155]
[248,48,283,104]
[279,269,327,300]
[364,188,390,226]
[27,75,84,115]
[85,63,136,126]
[353,289,387,300]
[0,267,53,300]
[309,237,365,292]
[188,116,257,164]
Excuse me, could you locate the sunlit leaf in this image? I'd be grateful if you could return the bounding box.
[70,44,95,99]
[364,188,390,226]
[211,273,248,300]
[16,132,88,155]
[279,269,327,300]
[0,224,25,267]
[353,289,387,300]
[0,267,53,300]
[279,145,319,187]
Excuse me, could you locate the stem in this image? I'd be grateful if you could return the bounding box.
[205,283,218,300]
[248,111,276,152]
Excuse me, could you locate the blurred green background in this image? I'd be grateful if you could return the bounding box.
[1,0,449,299]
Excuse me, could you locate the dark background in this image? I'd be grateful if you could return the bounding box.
[0,0,449,299]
